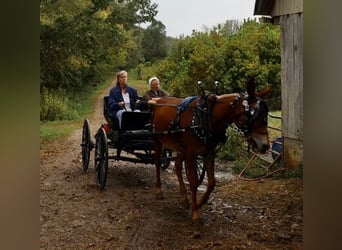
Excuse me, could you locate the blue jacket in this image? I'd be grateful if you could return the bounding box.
[108,85,139,115]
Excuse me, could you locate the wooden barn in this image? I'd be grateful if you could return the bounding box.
[254,0,303,169]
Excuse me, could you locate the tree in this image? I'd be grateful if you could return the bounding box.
[141,20,167,63]
[143,19,281,106]
[40,0,159,92]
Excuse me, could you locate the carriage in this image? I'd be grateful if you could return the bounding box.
[80,96,205,190]
[81,79,271,221]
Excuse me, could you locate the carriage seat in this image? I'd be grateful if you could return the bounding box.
[103,96,152,132]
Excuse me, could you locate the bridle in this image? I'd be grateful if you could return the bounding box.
[190,93,268,144]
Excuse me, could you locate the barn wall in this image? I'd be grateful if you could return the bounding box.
[272,0,303,16]
[280,12,303,168]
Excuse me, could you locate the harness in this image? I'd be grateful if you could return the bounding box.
[170,94,224,144]
[170,93,268,145]
[191,94,222,144]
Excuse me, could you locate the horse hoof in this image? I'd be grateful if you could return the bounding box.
[192,217,204,228]
[156,192,164,200]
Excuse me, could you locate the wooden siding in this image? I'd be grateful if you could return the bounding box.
[272,0,303,16]
[254,0,303,16]
[280,13,303,141]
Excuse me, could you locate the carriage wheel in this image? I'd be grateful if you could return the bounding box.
[160,149,172,170]
[185,156,206,186]
[81,119,93,171]
[94,128,108,190]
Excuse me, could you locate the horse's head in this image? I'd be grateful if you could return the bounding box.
[232,79,272,154]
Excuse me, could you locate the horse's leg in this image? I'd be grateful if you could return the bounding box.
[154,139,163,200]
[197,153,215,208]
[185,154,200,221]
[174,153,189,208]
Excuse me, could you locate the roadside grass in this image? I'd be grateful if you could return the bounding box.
[40,77,112,144]
[40,120,79,145]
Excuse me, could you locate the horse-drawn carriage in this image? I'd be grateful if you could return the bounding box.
[81,79,272,221]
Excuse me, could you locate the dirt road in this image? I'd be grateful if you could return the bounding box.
[40,88,303,249]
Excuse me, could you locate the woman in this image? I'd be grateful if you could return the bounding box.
[108,70,140,128]
[142,76,169,104]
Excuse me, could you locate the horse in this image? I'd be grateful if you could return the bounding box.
[151,79,272,221]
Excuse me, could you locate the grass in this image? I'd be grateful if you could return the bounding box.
[40,120,80,144]
[129,68,150,95]
[230,110,286,179]
[267,110,282,141]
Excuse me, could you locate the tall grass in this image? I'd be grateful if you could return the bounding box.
[40,77,112,143]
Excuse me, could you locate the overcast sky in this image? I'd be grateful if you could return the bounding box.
[148,0,257,37]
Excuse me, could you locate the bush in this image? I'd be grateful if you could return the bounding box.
[40,88,79,121]
[217,127,247,161]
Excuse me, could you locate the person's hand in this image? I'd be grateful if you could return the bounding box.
[147,100,157,104]
[119,101,125,107]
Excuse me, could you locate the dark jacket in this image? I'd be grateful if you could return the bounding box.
[108,85,139,115]
[142,89,169,101]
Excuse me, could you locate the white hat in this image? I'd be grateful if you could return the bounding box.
[148,77,159,86]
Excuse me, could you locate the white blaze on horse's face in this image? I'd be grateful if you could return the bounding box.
[250,130,270,154]
[246,100,270,154]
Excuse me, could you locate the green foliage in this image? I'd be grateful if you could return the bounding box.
[217,127,247,161]
[41,1,282,124]
[40,0,165,123]
[40,0,159,100]
[141,20,167,63]
[40,87,79,121]
[143,19,281,108]
[224,21,281,108]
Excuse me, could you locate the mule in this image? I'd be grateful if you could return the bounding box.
[151,79,272,221]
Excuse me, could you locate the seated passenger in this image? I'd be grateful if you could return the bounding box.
[108,70,140,128]
[142,77,169,104]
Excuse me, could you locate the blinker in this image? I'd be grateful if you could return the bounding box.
[242,100,249,111]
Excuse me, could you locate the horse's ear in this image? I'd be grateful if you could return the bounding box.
[257,85,273,98]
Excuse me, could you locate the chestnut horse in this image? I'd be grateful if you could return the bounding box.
[151,81,272,221]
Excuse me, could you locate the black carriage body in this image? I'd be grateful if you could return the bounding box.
[103,96,156,164]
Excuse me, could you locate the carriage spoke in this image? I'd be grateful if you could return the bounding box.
[94,128,108,190]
